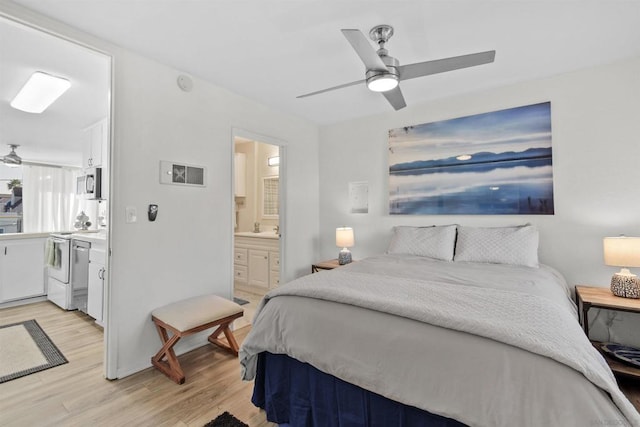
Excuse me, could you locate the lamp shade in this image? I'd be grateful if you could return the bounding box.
[336,227,354,248]
[603,236,640,267]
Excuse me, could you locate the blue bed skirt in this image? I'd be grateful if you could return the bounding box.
[252,352,467,427]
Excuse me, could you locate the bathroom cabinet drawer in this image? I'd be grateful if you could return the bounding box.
[234,264,248,283]
[234,248,248,266]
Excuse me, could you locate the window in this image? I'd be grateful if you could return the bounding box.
[262,176,279,218]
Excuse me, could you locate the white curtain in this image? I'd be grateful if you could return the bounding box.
[22,165,86,233]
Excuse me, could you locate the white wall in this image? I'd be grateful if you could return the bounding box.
[109,54,319,376]
[319,56,640,346]
[1,3,320,378]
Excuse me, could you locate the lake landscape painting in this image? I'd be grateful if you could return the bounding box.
[389,102,554,215]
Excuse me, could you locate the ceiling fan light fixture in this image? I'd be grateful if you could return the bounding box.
[2,144,22,167]
[10,71,71,114]
[366,73,398,92]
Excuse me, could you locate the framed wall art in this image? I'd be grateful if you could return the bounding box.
[388,102,554,215]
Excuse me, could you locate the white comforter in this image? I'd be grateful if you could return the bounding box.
[240,255,640,426]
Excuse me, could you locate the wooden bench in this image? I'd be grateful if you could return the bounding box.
[151,294,244,384]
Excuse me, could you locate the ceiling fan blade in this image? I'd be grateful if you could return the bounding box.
[296,79,365,99]
[399,50,495,81]
[341,29,388,71]
[382,86,406,110]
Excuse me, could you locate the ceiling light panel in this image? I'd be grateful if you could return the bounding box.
[10,71,71,113]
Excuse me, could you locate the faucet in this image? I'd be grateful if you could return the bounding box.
[274,225,279,234]
[253,222,260,233]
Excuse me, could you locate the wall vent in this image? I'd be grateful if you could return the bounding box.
[159,161,206,187]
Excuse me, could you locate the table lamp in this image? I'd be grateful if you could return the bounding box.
[336,227,354,265]
[603,236,640,299]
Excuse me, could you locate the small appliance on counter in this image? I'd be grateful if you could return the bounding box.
[74,211,91,230]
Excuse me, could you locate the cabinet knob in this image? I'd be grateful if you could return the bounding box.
[264,256,268,260]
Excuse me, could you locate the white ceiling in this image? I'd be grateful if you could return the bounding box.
[3,1,640,160]
[0,14,110,166]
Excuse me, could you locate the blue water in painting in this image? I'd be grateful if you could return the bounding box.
[390,183,554,215]
[389,157,554,215]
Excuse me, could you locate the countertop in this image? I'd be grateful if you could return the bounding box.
[234,231,279,240]
[71,231,107,243]
[0,229,107,242]
[0,232,51,241]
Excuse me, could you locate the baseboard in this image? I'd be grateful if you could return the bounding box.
[0,295,47,309]
[115,335,223,379]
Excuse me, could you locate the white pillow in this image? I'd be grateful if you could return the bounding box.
[454,225,539,267]
[387,225,457,261]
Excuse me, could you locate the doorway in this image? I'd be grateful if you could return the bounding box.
[0,13,112,377]
[231,130,285,328]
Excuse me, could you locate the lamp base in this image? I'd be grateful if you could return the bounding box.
[338,248,352,265]
[610,273,640,299]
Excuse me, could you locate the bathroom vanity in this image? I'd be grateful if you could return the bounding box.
[234,232,279,291]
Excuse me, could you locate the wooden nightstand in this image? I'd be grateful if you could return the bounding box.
[311,259,342,273]
[575,285,640,380]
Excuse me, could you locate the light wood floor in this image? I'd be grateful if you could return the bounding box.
[0,301,274,427]
[2,301,639,427]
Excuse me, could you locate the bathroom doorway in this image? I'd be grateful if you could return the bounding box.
[231,130,285,328]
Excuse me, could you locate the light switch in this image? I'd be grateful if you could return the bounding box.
[125,207,137,223]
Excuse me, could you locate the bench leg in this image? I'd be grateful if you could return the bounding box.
[151,322,185,384]
[207,322,240,357]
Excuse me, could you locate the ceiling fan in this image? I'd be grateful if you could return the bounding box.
[2,145,22,167]
[297,25,496,110]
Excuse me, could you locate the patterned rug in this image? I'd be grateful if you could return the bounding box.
[203,411,248,427]
[0,319,68,383]
[602,342,640,368]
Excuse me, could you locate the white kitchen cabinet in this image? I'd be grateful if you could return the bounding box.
[85,235,107,325]
[83,118,107,169]
[87,242,106,323]
[0,238,46,303]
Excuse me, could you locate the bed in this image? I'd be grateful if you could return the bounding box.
[240,225,640,426]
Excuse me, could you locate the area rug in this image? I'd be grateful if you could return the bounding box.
[601,342,640,368]
[0,319,68,384]
[233,297,250,306]
[203,411,248,427]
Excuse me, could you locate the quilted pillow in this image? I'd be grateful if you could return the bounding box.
[454,225,539,267]
[387,225,457,261]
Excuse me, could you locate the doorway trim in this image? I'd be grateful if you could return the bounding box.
[230,128,287,299]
